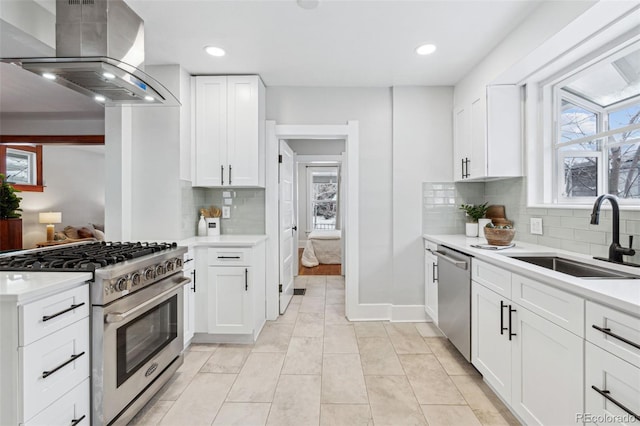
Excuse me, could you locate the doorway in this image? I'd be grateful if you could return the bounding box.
[265,121,359,320]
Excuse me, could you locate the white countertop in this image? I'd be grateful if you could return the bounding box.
[423,234,640,316]
[178,235,267,248]
[0,271,92,304]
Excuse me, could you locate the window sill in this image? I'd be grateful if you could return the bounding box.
[11,184,44,192]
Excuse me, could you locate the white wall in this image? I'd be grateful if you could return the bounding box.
[267,87,393,304]
[0,115,104,135]
[392,86,453,308]
[20,145,105,248]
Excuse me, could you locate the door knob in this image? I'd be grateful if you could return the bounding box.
[292,225,298,231]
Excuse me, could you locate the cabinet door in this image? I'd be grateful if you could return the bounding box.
[194,76,227,186]
[453,105,469,181]
[471,282,511,402]
[424,250,438,324]
[226,76,262,187]
[469,94,487,179]
[511,304,584,425]
[208,266,252,334]
[183,269,195,348]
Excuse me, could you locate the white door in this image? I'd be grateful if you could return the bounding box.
[279,140,295,314]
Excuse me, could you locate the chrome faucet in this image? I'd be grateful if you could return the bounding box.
[590,194,635,263]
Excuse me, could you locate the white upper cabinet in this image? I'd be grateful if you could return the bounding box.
[454,85,522,181]
[192,75,266,187]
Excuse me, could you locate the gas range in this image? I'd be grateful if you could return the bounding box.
[0,241,187,305]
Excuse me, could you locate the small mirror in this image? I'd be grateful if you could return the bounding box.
[0,145,43,192]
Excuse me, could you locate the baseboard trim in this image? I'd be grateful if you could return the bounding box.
[192,332,255,344]
[347,303,428,322]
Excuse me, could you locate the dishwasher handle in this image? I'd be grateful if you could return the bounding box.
[434,251,468,270]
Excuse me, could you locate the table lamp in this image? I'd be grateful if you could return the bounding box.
[39,212,62,242]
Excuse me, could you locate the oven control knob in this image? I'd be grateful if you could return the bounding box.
[175,258,183,268]
[144,268,155,280]
[131,273,141,287]
[155,265,165,276]
[166,260,175,272]
[115,277,128,292]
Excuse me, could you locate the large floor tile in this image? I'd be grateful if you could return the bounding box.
[325,289,345,305]
[324,324,358,353]
[178,350,214,375]
[128,399,174,425]
[322,353,368,404]
[420,405,482,426]
[188,343,220,352]
[425,337,479,376]
[293,312,325,337]
[294,276,309,289]
[450,375,520,425]
[354,322,388,338]
[227,352,285,402]
[299,296,326,314]
[282,336,323,375]
[320,404,373,426]
[307,276,328,286]
[252,323,294,353]
[366,375,427,425]
[159,373,236,426]
[385,323,432,354]
[212,402,271,426]
[154,350,213,401]
[276,302,300,323]
[266,375,322,426]
[415,322,443,337]
[325,303,349,324]
[305,283,326,297]
[326,276,345,288]
[201,345,252,374]
[358,337,404,375]
[399,354,466,405]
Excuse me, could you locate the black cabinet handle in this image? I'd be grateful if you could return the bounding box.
[42,352,85,378]
[592,325,640,350]
[432,263,438,283]
[184,258,193,264]
[217,256,241,259]
[592,386,640,420]
[221,165,224,185]
[71,414,86,426]
[42,302,85,322]
[500,300,508,335]
[461,158,465,179]
[191,270,196,292]
[229,164,232,185]
[508,305,517,340]
[245,268,248,291]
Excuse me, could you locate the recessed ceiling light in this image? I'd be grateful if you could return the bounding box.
[297,0,320,9]
[416,44,437,56]
[103,72,116,79]
[42,72,56,80]
[95,95,106,102]
[144,95,154,101]
[204,46,226,57]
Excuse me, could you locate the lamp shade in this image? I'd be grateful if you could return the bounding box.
[39,212,62,224]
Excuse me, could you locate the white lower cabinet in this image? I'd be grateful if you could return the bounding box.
[472,277,584,425]
[24,378,90,426]
[424,245,438,324]
[183,249,196,349]
[208,266,252,334]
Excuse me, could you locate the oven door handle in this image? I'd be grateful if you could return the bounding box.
[105,277,190,324]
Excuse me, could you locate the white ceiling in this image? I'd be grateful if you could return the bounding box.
[0,0,542,114]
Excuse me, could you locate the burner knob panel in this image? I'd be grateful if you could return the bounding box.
[131,273,141,287]
[115,277,128,292]
[144,268,155,280]
[155,265,165,276]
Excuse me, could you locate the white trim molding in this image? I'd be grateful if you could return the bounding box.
[347,303,428,322]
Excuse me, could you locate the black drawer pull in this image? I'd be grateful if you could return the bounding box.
[42,302,85,322]
[500,300,508,335]
[42,352,85,378]
[592,325,640,350]
[184,258,193,264]
[217,256,241,259]
[592,386,640,420]
[71,414,86,426]
[508,305,517,340]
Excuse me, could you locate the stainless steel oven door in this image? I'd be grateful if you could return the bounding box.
[95,273,187,425]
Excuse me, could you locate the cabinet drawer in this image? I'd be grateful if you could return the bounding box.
[24,378,90,426]
[472,259,511,298]
[208,247,252,266]
[586,301,640,367]
[511,273,584,337]
[585,342,640,425]
[20,317,90,422]
[20,284,89,346]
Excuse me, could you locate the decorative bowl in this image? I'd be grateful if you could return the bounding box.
[483,227,516,246]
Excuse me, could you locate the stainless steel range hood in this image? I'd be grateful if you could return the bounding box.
[4,0,179,106]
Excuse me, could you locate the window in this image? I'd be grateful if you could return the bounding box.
[553,43,640,203]
[308,167,338,231]
[0,145,44,192]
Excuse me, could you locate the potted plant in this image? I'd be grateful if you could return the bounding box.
[459,202,489,237]
[0,173,23,250]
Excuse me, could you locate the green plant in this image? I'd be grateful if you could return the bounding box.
[0,173,22,219]
[459,202,488,222]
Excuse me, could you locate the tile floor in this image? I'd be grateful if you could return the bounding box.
[129,276,520,426]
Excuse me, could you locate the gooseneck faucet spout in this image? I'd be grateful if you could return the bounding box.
[590,194,635,263]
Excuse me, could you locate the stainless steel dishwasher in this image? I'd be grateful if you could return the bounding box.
[435,245,472,362]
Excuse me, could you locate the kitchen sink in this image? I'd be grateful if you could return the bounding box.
[510,256,638,279]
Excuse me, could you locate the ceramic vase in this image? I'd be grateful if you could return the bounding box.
[465,222,478,237]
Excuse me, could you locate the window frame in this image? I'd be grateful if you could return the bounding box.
[0,145,44,192]
[306,166,339,232]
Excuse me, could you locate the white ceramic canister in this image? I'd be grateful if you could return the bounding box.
[206,217,221,236]
[465,222,478,237]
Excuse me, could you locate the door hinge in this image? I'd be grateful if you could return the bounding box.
[278,154,283,163]
[279,284,283,292]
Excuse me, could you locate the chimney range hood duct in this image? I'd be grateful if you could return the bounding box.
[4,0,179,106]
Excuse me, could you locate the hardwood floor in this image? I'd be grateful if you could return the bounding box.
[298,248,342,276]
